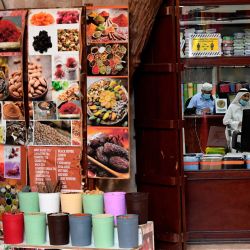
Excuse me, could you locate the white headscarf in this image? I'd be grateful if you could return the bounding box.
[231,88,250,106]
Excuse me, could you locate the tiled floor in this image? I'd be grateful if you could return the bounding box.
[187,244,250,250]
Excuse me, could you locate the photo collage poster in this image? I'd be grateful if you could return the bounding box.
[86,6,130,179]
[0,10,27,195]
[27,9,83,191]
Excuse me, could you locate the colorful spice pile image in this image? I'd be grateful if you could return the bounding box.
[57,10,79,24]
[58,101,81,119]
[112,13,128,27]
[88,132,129,177]
[30,12,55,26]
[34,121,71,145]
[87,44,127,76]
[87,79,128,125]
[87,9,128,43]
[32,30,52,53]
[58,29,79,51]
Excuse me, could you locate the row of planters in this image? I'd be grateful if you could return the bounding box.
[2,191,148,248]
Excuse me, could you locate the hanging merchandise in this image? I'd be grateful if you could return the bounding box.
[86,6,130,179]
[0,11,27,199]
[27,9,83,191]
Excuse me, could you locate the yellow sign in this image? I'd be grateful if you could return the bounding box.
[192,37,219,52]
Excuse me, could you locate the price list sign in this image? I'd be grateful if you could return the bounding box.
[28,147,82,191]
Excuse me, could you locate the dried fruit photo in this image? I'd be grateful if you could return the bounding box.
[86,8,128,43]
[56,10,80,24]
[34,120,71,146]
[58,29,79,51]
[87,127,129,178]
[87,78,128,126]
[30,12,55,26]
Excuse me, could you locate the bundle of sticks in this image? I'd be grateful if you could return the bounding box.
[37,179,62,193]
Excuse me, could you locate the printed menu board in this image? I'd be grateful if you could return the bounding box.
[28,147,82,191]
[86,6,129,179]
[0,10,27,191]
[27,9,83,191]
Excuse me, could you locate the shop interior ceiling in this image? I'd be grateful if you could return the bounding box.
[0,0,163,78]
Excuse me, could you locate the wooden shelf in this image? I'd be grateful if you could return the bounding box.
[184,115,224,119]
[185,169,250,180]
[182,56,250,67]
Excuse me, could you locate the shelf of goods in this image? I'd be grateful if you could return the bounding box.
[182,57,250,67]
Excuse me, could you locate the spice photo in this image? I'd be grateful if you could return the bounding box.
[3,102,24,121]
[33,101,57,120]
[34,121,71,146]
[87,44,128,76]
[86,8,128,43]
[53,55,79,81]
[58,100,81,119]
[0,16,22,52]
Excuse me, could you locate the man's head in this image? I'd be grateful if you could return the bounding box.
[201,82,213,100]
[201,82,213,94]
